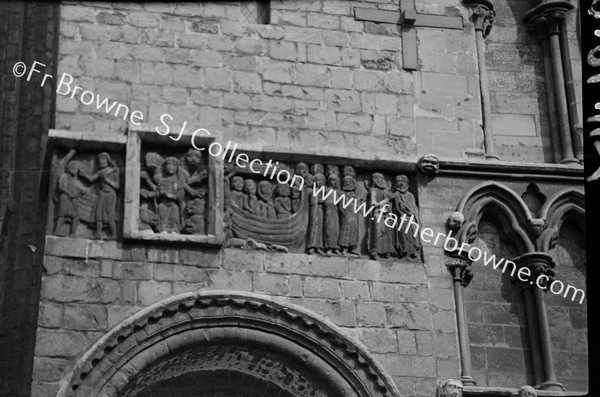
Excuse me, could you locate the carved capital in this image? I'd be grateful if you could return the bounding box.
[524,1,575,37]
[464,0,495,38]
[512,252,556,290]
[473,5,496,38]
[447,257,474,287]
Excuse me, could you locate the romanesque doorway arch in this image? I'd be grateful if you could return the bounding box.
[57,291,400,397]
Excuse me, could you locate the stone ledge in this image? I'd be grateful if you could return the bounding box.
[438,157,583,181]
[463,386,586,396]
[48,129,126,151]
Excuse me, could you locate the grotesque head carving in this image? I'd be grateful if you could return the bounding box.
[517,385,537,397]
[529,219,546,236]
[418,153,440,175]
[441,379,463,397]
[447,212,465,232]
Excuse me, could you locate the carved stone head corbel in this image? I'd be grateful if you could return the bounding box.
[447,211,465,233]
[528,218,547,236]
[418,153,440,175]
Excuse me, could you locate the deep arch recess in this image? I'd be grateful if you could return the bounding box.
[56,291,401,397]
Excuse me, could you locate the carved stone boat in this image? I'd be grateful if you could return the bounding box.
[229,191,309,249]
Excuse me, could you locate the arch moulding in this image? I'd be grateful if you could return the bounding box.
[56,291,401,397]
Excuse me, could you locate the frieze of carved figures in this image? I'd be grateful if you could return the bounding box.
[138,149,209,235]
[223,160,422,260]
[50,149,120,239]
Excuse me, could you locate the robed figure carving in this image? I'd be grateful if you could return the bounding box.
[306,173,326,255]
[53,149,86,236]
[141,156,187,233]
[392,175,421,259]
[368,173,395,259]
[323,174,341,255]
[79,152,120,239]
[338,175,359,256]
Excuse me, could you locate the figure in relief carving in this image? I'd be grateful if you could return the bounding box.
[183,149,208,197]
[291,179,302,213]
[368,173,395,259]
[79,152,119,239]
[323,174,341,255]
[274,183,292,219]
[243,179,258,214]
[307,173,326,255]
[392,175,420,259]
[141,157,186,233]
[229,176,245,207]
[325,164,340,178]
[139,203,158,231]
[338,175,359,256]
[342,165,356,178]
[295,162,309,178]
[257,180,276,219]
[185,191,206,234]
[310,163,324,176]
[53,149,86,236]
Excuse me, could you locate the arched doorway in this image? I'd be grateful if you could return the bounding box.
[57,291,400,397]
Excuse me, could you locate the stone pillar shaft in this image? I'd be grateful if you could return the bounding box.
[467,2,499,160]
[540,37,563,163]
[475,29,497,160]
[548,26,577,164]
[525,1,578,164]
[447,259,476,385]
[534,287,563,389]
[559,19,583,161]
[523,287,545,386]
[513,253,565,391]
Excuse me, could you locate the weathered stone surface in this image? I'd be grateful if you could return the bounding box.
[12,2,586,396]
[63,304,107,331]
[41,276,121,303]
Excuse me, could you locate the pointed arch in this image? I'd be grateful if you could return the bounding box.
[456,181,535,253]
[56,291,401,397]
[538,189,584,252]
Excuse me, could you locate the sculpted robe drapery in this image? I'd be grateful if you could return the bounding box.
[369,187,395,258]
[393,190,421,258]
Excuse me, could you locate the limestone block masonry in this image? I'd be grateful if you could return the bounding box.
[0,1,587,396]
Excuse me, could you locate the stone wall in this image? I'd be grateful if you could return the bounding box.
[54,0,485,160]
[486,0,550,162]
[7,0,587,396]
[32,237,458,397]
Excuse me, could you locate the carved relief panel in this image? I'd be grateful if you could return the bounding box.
[124,127,223,245]
[46,132,126,240]
[224,157,422,260]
